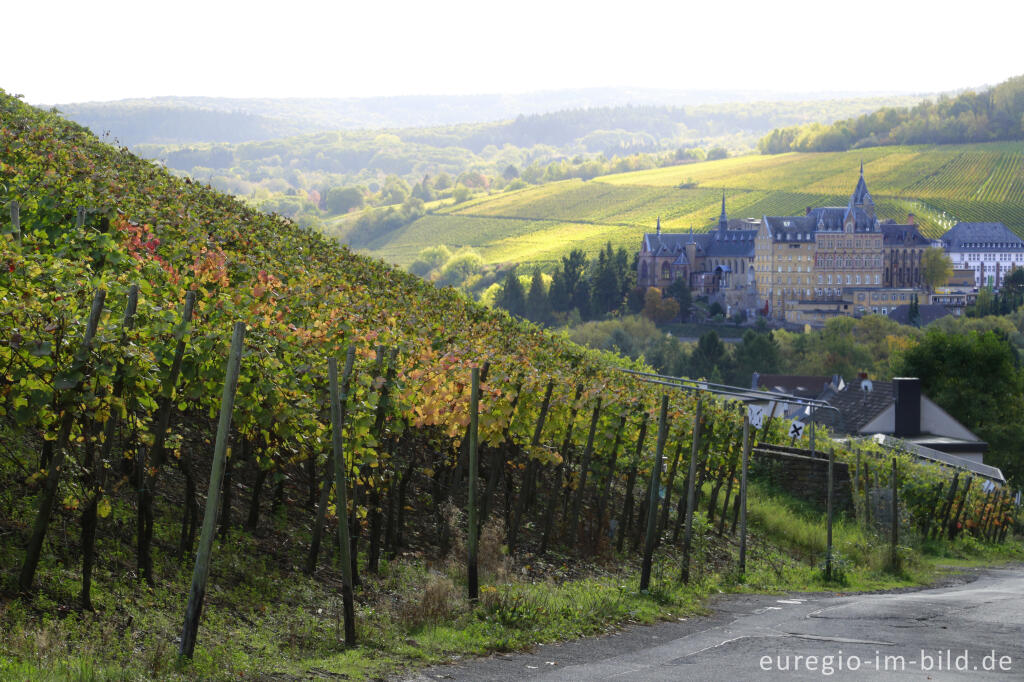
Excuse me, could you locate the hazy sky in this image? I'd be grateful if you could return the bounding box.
[7,0,1023,104]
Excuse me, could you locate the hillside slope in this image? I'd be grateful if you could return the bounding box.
[2,89,1019,681]
[350,142,1024,268]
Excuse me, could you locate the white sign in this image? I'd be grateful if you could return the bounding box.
[789,420,805,439]
[748,405,766,429]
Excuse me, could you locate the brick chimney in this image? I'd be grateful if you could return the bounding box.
[893,377,921,437]
[907,212,916,225]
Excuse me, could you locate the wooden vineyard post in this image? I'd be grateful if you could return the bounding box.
[480,379,522,524]
[467,367,480,602]
[825,448,834,581]
[139,290,197,584]
[680,398,704,584]
[936,472,960,540]
[19,289,107,593]
[594,414,627,546]
[9,200,21,246]
[854,450,862,526]
[617,414,647,553]
[568,398,602,544]
[508,380,554,554]
[82,285,139,610]
[889,457,899,571]
[332,348,358,645]
[539,385,583,554]
[179,322,245,659]
[307,346,357,575]
[949,477,972,540]
[640,395,669,591]
[738,414,751,575]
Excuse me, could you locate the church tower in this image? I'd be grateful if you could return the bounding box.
[851,162,876,220]
[718,192,728,233]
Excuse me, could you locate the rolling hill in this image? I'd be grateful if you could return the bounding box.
[345,141,1024,268]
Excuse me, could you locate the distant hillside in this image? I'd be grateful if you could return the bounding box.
[340,142,1024,269]
[760,74,1024,153]
[55,88,925,146]
[56,94,925,229]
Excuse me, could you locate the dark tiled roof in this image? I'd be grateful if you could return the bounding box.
[642,233,690,255]
[887,303,952,326]
[814,381,895,434]
[881,224,931,246]
[705,229,757,257]
[851,171,873,206]
[941,222,1024,252]
[754,373,832,398]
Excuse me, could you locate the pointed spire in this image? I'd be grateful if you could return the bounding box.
[656,216,661,235]
[719,192,728,233]
[860,159,864,177]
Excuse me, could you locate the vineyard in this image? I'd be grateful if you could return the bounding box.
[1,90,1021,678]
[355,141,1024,268]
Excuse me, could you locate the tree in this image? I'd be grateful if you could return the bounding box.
[642,287,679,324]
[920,247,953,291]
[502,164,520,180]
[689,331,728,380]
[908,294,921,327]
[665,277,692,321]
[731,330,780,385]
[496,269,526,318]
[897,329,1024,486]
[572,278,593,321]
[591,244,622,317]
[525,268,551,324]
[408,245,452,277]
[437,248,483,287]
[325,186,364,215]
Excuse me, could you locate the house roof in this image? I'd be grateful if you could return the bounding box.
[941,222,1024,252]
[815,380,896,434]
[753,373,836,398]
[881,223,931,247]
[887,303,953,326]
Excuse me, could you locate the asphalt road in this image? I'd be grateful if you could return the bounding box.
[407,566,1024,681]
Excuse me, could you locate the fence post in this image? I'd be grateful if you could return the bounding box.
[825,448,834,581]
[332,348,358,645]
[9,200,21,246]
[680,398,704,583]
[890,457,899,571]
[949,477,973,540]
[467,367,480,602]
[640,394,668,591]
[180,322,245,659]
[19,289,107,593]
[738,414,750,574]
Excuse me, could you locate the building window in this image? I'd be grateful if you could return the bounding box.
[661,262,671,280]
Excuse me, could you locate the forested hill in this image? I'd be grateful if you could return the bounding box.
[54,89,924,146]
[759,73,1024,153]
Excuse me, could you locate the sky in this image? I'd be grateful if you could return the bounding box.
[6,0,1024,105]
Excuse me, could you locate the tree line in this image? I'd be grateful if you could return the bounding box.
[758,73,1024,153]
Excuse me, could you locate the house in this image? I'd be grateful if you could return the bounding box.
[636,195,760,314]
[812,376,989,465]
[941,221,1024,289]
[887,303,953,326]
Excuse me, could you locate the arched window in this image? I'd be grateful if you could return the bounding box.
[661,262,671,280]
[640,261,648,280]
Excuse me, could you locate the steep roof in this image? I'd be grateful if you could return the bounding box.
[881,223,931,247]
[887,303,953,326]
[704,229,757,257]
[642,233,690,255]
[941,222,1024,252]
[753,373,835,398]
[815,381,895,434]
